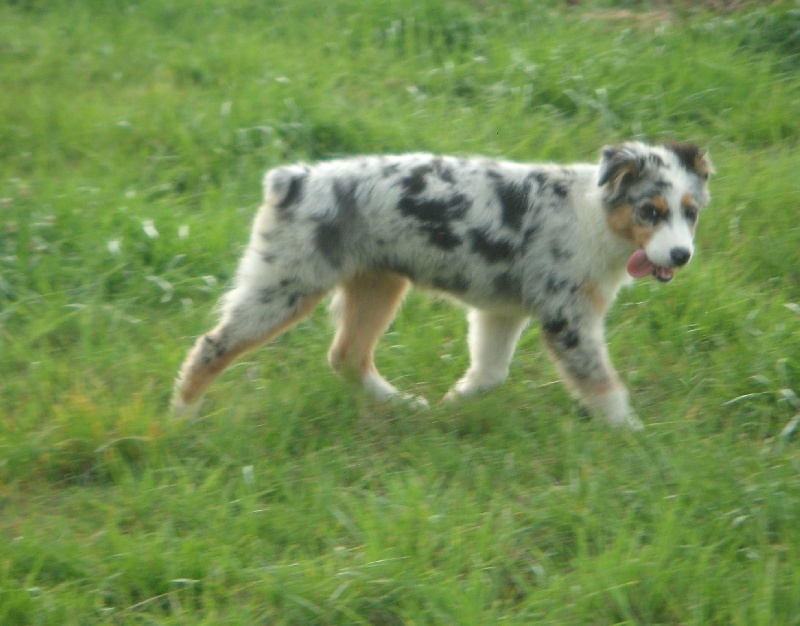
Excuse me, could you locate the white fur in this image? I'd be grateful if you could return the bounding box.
[445,310,529,400]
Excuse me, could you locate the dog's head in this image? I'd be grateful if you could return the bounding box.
[598,141,713,282]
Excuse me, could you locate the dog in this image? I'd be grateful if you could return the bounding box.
[172,141,712,430]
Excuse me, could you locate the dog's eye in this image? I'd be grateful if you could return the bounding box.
[684,205,698,223]
[639,203,661,223]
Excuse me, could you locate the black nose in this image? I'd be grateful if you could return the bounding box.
[670,247,691,267]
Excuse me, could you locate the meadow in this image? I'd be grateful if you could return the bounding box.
[1,0,799,623]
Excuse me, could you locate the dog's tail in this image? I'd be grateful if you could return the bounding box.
[263,164,310,209]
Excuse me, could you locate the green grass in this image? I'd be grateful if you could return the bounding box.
[2,0,800,623]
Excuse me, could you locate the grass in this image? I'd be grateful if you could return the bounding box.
[1,0,800,623]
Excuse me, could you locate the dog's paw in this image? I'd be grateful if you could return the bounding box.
[171,396,202,420]
[442,379,481,403]
[361,371,429,411]
[609,412,644,432]
[441,389,460,404]
[443,370,508,403]
[625,414,645,431]
[441,388,478,404]
[393,392,430,411]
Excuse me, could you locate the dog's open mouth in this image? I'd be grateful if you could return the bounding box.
[626,249,675,283]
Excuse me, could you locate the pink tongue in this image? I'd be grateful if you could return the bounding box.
[627,249,656,279]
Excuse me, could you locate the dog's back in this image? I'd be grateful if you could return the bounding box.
[258,154,607,313]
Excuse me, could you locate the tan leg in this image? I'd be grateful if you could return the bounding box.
[328,272,425,406]
[172,292,323,416]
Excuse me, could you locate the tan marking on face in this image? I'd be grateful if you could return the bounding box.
[652,195,668,215]
[607,203,632,238]
[607,203,657,248]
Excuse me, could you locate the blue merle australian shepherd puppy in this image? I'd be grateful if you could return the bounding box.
[173,141,712,430]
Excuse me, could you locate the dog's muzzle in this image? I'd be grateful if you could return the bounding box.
[626,248,691,283]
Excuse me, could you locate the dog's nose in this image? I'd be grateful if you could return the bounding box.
[670,247,692,267]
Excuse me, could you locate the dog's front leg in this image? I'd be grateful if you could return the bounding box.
[542,314,643,431]
[444,309,529,401]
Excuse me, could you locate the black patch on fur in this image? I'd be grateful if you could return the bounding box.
[401,164,433,196]
[260,286,280,303]
[628,179,674,208]
[397,193,470,250]
[469,229,515,263]
[550,179,569,198]
[485,166,503,181]
[277,173,306,210]
[545,274,575,294]
[530,172,548,188]
[527,171,569,200]
[519,223,541,251]
[374,257,418,282]
[433,158,456,184]
[542,317,580,349]
[381,162,401,178]
[493,272,521,299]
[648,153,666,168]
[261,284,301,309]
[549,242,572,261]
[562,329,580,349]
[202,335,226,362]
[316,221,344,268]
[598,147,645,198]
[426,224,464,250]
[494,179,531,231]
[432,273,470,294]
[333,179,359,213]
[542,317,568,335]
[316,180,361,268]
[262,253,277,264]
[664,142,702,174]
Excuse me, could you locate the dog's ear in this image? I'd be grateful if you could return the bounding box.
[597,145,642,198]
[664,142,714,180]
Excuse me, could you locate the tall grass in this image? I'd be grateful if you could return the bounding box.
[1,0,799,623]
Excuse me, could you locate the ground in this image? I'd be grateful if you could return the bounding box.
[1,0,799,623]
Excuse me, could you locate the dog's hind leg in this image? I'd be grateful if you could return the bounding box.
[444,309,529,401]
[328,271,427,407]
[172,286,324,417]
